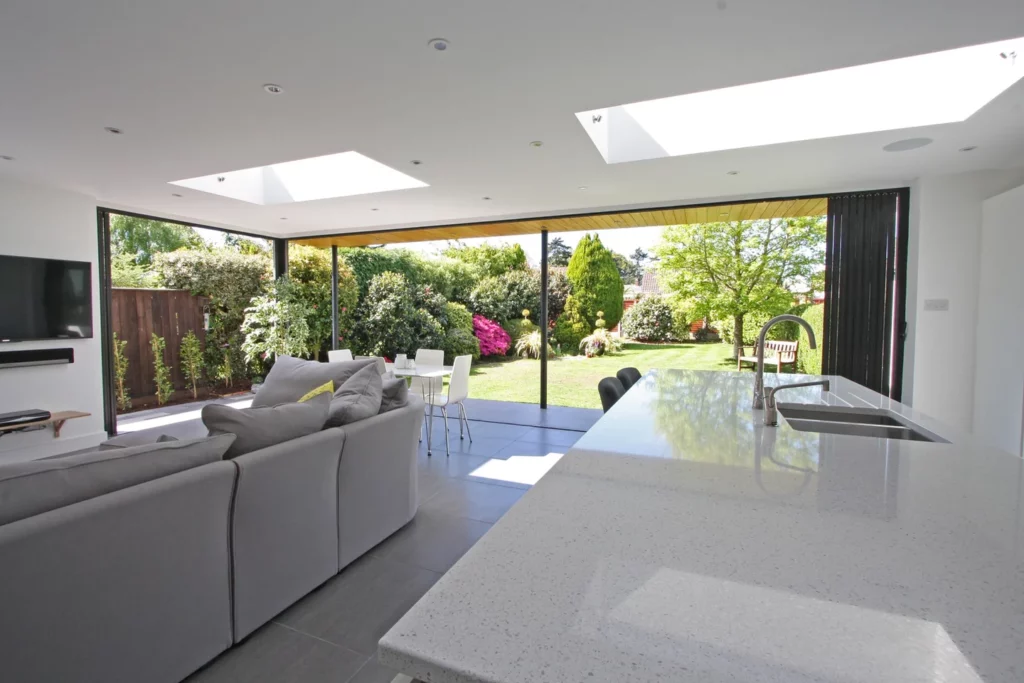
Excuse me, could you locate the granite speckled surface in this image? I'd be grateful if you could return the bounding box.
[380,370,1024,683]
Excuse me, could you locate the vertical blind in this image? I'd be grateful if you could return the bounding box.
[823,189,910,399]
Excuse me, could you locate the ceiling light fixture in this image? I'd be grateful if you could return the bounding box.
[578,186,588,190]
[529,141,544,147]
[371,208,379,211]
[171,192,182,197]
[0,155,14,161]
[104,127,123,135]
[263,84,284,95]
[482,196,492,200]
[577,34,1024,163]
[411,160,422,165]
[883,137,933,152]
[726,170,739,175]
[280,217,287,220]
[959,145,978,152]
[428,38,450,51]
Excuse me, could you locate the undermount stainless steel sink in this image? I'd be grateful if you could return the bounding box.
[777,403,949,443]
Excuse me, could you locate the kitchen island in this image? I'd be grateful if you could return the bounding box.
[380,370,1024,683]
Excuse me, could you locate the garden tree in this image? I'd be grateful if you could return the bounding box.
[611,251,642,286]
[544,268,572,324]
[552,294,590,355]
[340,247,426,298]
[350,272,419,358]
[468,270,540,324]
[415,257,479,304]
[547,237,572,267]
[287,245,360,357]
[179,331,204,399]
[240,277,315,365]
[566,233,625,329]
[111,214,206,265]
[656,217,826,359]
[224,233,271,256]
[443,241,528,278]
[150,333,173,406]
[110,252,156,287]
[630,247,650,273]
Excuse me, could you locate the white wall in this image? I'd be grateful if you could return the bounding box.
[973,182,1024,455]
[902,168,1024,432]
[0,178,105,462]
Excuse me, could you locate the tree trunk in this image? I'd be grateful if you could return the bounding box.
[733,314,744,360]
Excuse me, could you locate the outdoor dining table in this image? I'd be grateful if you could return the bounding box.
[384,363,452,457]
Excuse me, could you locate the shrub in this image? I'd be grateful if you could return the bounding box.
[716,306,795,347]
[112,332,131,411]
[411,308,445,352]
[580,327,622,357]
[515,330,554,359]
[796,304,824,375]
[669,301,691,341]
[288,245,360,358]
[214,343,235,387]
[339,247,424,298]
[621,295,674,341]
[473,314,511,356]
[240,278,315,367]
[417,257,480,304]
[469,270,540,324]
[442,328,481,364]
[552,295,589,355]
[566,233,624,328]
[111,253,157,288]
[444,242,528,277]
[350,271,418,359]
[150,333,173,405]
[545,269,572,324]
[179,330,204,399]
[443,302,474,333]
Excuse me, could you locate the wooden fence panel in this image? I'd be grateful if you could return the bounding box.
[112,288,209,400]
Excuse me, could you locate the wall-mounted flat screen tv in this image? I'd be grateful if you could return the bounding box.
[0,255,93,342]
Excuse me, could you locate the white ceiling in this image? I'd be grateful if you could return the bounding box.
[1,0,1023,239]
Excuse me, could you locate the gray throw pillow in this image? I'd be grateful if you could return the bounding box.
[98,433,179,450]
[203,392,331,458]
[379,377,409,414]
[252,355,376,408]
[327,363,384,427]
[0,434,235,526]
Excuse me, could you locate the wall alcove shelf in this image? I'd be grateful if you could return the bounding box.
[0,411,91,439]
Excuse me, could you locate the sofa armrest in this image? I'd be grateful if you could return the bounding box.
[0,461,236,683]
[230,427,347,641]
[337,396,425,569]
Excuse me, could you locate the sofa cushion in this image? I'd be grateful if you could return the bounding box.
[379,377,409,414]
[252,356,376,408]
[0,433,235,526]
[203,392,331,458]
[326,363,383,427]
[98,432,179,450]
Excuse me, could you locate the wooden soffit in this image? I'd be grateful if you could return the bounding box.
[294,196,827,248]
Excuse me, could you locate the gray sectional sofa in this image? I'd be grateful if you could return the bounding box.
[0,357,424,683]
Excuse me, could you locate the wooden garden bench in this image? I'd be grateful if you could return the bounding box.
[737,340,799,373]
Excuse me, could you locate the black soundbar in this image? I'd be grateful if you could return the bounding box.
[0,348,75,370]
[0,409,51,427]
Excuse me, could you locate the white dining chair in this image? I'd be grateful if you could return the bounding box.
[327,349,353,362]
[410,348,444,396]
[355,355,387,374]
[425,354,473,457]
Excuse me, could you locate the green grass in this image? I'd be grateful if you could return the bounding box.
[468,342,745,409]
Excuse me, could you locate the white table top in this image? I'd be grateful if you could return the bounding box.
[384,363,452,378]
[380,369,1024,683]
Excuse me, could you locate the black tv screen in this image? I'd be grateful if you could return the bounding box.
[0,255,93,342]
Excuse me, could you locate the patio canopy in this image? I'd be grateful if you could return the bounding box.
[293,196,827,248]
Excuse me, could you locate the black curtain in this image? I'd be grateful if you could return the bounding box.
[823,189,909,400]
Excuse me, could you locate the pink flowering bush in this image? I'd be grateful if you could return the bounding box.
[473,314,511,357]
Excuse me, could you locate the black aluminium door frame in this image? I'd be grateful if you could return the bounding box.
[94,207,277,435]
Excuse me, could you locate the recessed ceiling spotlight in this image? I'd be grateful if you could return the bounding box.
[428,38,450,51]
[482,196,492,200]
[411,160,422,165]
[529,141,544,148]
[883,137,933,152]
[104,127,123,135]
[171,192,182,197]
[578,186,588,191]
[263,84,284,95]
[371,208,379,211]
[959,145,978,152]
[726,170,739,175]
[279,217,287,220]
[0,155,14,161]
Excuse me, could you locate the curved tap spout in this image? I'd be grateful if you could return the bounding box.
[752,314,818,410]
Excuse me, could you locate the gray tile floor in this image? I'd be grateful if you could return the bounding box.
[185,415,582,683]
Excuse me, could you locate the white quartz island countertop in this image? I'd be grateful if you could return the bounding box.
[379,370,1024,683]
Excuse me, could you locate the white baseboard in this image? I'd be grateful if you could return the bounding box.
[0,430,106,464]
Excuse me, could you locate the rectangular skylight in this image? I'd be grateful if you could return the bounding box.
[577,36,1024,164]
[170,151,427,204]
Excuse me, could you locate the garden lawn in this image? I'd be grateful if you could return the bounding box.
[468,342,750,410]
